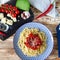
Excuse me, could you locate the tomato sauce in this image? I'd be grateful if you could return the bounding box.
[24,33,43,50]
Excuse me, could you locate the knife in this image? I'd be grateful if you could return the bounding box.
[56,24,60,57]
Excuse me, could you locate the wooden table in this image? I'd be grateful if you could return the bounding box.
[0,0,60,60]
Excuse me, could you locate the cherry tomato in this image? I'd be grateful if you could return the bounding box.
[0,8,2,12]
[5,9,9,13]
[0,9,1,12]
[5,4,9,7]
[13,6,17,11]
[9,10,13,14]
[1,8,5,12]
[9,5,13,10]
[1,4,5,8]
[9,5,12,8]
[0,4,20,17]
[12,13,17,17]
[24,33,43,50]
[1,5,5,9]
[15,10,20,14]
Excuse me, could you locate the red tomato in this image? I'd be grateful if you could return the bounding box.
[8,11,11,14]
[1,4,4,7]
[0,8,2,12]
[0,9,1,12]
[9,5,12,8]
[5,10,9,13]
[15,10,20,14]
[0,4,20,17]
[12,13,17,17]
[24,33,43,50]
[5,4,9,7]
[1,8,5,12]
[13,6,17,11]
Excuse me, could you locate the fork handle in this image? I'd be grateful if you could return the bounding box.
[56,24,60,57]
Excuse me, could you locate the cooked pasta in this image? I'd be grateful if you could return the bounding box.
[18,28,47,56]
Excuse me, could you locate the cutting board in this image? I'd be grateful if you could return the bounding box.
[0,0,34,40]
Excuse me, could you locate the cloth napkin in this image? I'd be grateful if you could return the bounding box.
[29,0,59,18]
[0,0,10,4]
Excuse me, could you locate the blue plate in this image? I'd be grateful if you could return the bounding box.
[13,22,54,60]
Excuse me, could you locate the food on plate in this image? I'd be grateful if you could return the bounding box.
[0,4,20,26]
[0,13,14,26]
[0,13,4,19]
[6,19,13,25]
[1,18,6,24]
[0,31,6,37]
[18,28,47,56]
[21,11,30,20]
[0,4,20,18]
[7,14,17,22]
[12,18,17,22]
[16,0,30,11]
[0,23,9,32]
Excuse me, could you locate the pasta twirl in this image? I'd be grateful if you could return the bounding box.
[18,28,47,56]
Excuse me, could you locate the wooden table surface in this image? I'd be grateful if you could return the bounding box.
[0,0,60,60]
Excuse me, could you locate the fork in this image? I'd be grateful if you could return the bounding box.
[56,24,60,57]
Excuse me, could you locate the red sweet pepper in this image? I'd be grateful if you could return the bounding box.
[35,0,55,19]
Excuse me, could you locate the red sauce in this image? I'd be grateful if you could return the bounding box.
[24,33,43,50]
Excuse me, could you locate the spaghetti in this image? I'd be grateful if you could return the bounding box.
[18,28,47,56]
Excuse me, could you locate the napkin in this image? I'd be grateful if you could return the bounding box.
[0,0,10,4]
[29,0,59,18]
